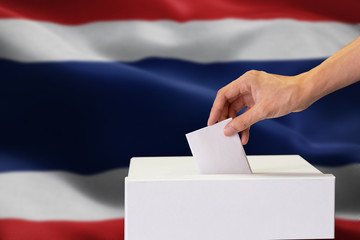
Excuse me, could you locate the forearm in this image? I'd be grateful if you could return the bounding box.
[208,37,360,140]
[300,37,360,107]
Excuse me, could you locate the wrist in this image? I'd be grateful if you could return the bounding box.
[291,71,318,112]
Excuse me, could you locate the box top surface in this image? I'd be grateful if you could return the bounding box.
[127,155,334,180]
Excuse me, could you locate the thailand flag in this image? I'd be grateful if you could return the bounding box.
[0,0,359,239]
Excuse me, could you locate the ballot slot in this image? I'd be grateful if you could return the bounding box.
[186,118,252,174]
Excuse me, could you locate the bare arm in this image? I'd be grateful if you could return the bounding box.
[208,37,360,145]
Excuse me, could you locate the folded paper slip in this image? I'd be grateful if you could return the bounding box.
[186,118,251,174]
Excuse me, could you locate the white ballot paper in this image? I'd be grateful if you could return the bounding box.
[186,118,252,174]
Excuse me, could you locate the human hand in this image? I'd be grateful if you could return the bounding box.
[208,70,311,145]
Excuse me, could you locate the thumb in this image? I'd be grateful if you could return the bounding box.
[224,107,262,136]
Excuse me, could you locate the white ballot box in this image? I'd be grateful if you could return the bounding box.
[125,155,335,240]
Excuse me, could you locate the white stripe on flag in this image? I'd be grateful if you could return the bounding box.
[1,164,359,221]
[0,19,359,63]
[0,168,128,220]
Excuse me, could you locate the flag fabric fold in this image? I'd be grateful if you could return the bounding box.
[0,1,359,239]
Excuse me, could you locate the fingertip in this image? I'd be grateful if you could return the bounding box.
[207,117,215,126]
[208,109,220,126]
[241,129,250,145]
[241,135,248,145]
[224,123,237,136]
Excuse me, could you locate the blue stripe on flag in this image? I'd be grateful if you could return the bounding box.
[1,58,359,174]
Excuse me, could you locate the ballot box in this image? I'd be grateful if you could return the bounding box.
[125,155,334,240]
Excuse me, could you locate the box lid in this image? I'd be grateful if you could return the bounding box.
[127,155,334,180]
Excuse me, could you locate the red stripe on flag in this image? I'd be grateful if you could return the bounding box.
[0,219,124,240]
[335,218,360,240]
[0,0,359,25]
[0,218,359,239]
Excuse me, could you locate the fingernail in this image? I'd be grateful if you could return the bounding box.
[224,124,236,136]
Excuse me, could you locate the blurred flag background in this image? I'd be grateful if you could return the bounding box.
[0,0,359,239]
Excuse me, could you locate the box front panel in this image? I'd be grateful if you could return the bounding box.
[125,178,334,240]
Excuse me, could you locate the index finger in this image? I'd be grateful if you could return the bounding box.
[207,82,242,126]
